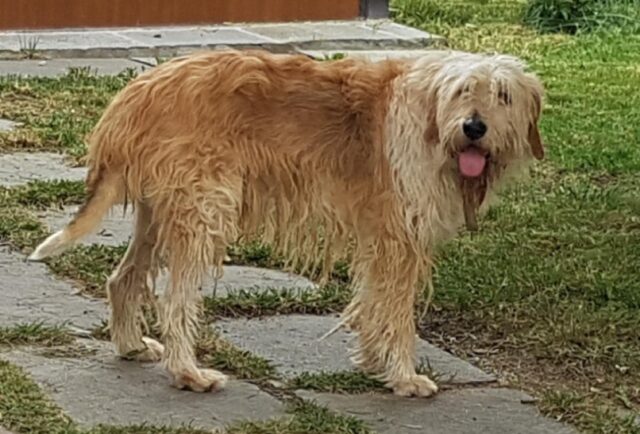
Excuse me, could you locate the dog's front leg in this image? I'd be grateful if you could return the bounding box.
[345,238,437,398]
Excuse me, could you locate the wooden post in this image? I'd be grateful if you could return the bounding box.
[360,0,389,18]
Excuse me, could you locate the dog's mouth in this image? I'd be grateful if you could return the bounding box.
[457,145,489,232]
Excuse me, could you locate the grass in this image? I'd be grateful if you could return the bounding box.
[227,401,372,434]
[286,357,447,395]
[47,244,128,297]
[540,389,640,433]
[88,427,210,434]
[0,180,86,250]
[0,360,76,434]
[204,284,352,319]
[0,323,73,347]
[10,179,86,208]
[391,0,527,35]
[522,0,640,34]
[0,68,136,159]
[289,371,386,394]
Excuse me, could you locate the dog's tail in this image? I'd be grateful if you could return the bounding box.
[28,167,124,261]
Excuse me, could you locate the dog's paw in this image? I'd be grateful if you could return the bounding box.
[120,337,165,363]
[137,337,165,362]
[171,368,228,393]
[391,375,438,398]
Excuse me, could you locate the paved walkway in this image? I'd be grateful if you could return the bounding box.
[0,47,577,433]
[0,20,442,59]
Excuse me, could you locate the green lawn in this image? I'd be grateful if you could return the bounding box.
[391,0,640,432]
[1,0,640,432]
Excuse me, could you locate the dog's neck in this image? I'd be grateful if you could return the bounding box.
[384,78,472,248]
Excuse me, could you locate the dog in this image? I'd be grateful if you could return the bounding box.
[29,48,544,397]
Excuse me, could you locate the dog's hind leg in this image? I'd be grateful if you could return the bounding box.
[107,201,164,362]
[157,180,240,392]
[346,237,438,398]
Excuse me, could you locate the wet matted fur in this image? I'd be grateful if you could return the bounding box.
[29,49,545,396]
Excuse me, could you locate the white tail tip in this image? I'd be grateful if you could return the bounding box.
[28,230,69,261]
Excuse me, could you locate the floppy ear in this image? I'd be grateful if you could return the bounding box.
[528,78,545,160]
[424,108,439,144]
[423,86,440,145]
[528,122,544,160]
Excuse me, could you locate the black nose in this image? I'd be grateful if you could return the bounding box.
[463,117,488,140]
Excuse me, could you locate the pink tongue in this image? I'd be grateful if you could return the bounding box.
[458,149,487,178]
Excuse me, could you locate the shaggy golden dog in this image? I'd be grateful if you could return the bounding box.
[29,49,544,397]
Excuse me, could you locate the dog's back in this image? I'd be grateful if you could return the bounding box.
[30,50,407,263]
[88,50,405,179]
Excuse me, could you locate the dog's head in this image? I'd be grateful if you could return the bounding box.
[407,51,545,230]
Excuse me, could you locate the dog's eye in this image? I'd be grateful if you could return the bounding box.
[455,85,470,98]
[498,90,512,105]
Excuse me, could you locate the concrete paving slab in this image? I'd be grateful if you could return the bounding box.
[0,36,15,51]
[244,20,440,49]
[0,248,107,329]
[362,21,438,40]
[297,388,577,434]
[246,22,398,43]
[300,48,439,62]
[1,342,285,429]
[216,314,495,384]
[0,152,86,187]
[0,31,147,52]
[0,118,19,132]
[0,58,148,77]
[120,27,271,48]
[0,21,441,58]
